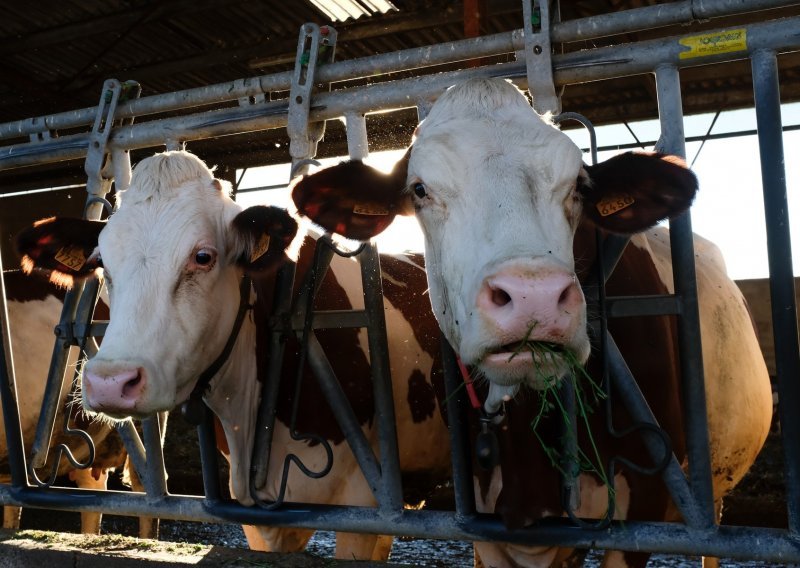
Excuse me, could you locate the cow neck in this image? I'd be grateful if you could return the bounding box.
[181,274,253,424]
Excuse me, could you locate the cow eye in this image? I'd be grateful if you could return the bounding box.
[413,182,427,198]
[195,249,214,266]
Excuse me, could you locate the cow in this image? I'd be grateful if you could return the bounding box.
[1,270,157,537]
[291,77,773,567]
[15,150,451,560]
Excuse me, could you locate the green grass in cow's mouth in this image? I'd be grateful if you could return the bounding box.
[516,337,615,506]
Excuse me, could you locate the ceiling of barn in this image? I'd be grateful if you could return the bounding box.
[1,0,799,195]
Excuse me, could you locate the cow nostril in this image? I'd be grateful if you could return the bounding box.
[490,287,512,307]
[557,282,579,310]
[121,372,142,398]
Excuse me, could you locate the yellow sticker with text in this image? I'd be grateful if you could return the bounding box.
[596,195,635,217]
[250,234,271,262]
[55,246,86,271]
[353,203,389,216]
[679,29,746,60]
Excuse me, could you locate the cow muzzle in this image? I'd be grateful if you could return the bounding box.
[83,364,147,417]
[474,263,589,389]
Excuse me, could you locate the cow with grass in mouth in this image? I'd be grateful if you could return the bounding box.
[293,77,773,567]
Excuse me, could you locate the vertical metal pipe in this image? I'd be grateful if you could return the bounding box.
[29,285,82,469]
[751,48,800,533]
[361,245,404,515]
[250,261,296,492]
[655,64,715,528]
[440,336,476,519]
[346,110,404,514]
[197,406,222,503]
[141,415,168,500]
[0,257,28,488]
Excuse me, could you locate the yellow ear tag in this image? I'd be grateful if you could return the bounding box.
[353,203,389,216]
[596,195,635,217]
[250,234,271,262]
[55,246,86,271]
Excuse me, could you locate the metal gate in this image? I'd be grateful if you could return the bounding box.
[2,0,800,562]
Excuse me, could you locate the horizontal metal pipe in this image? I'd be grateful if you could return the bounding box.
[552,0,800,42]
[0,0,797,141]
[2,485,800,562]
[1,15,797,172]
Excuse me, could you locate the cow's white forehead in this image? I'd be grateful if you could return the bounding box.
[101,151,240,268]
[412,78,583,191]
[117,150,225,207]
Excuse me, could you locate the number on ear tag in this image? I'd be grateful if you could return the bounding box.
[596,195,635,217]
[55,246,86,271]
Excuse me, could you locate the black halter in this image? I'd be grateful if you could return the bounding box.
[181,275,253,425]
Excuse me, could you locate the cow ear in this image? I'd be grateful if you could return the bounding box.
[230,206,298,274]
[16,217,104,287]
[578,152,698,234]
[292,151,411,241]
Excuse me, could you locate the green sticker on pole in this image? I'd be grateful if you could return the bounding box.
[679,29,747,60]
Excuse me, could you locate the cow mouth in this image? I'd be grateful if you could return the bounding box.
[480,340,571,388]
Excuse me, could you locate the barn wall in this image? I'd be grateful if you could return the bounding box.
[736,278,799,376]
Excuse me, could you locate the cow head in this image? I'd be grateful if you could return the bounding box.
[293,78,697,410]
[18,151,297,419]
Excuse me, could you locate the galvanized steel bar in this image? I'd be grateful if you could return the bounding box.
[1,0,797,141]
[751,47,800,533]
[656,64,716,528]
[346,111,405,515]
[0,258,27,488]
[141,415,168,501]
[605,295,681,318]
[250,261,295,492]
[2,485,800,562]
[605,334,706,528]
[360,244,405,516]
[305,333,384,496]
[551,0,799,42]
[440,336,476,519]
[2,16,799,171]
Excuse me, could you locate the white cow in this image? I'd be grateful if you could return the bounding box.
[16,151,451,560]
[292,77,773,567]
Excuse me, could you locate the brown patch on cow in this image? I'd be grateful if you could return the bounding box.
[407,369,436,423]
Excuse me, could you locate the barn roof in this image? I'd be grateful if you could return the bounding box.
[1,0,799,194]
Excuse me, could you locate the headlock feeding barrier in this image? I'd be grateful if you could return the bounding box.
[1,0,800,562]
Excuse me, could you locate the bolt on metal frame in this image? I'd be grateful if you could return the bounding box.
[2,0,800,562]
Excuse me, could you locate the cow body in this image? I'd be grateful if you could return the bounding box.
[1,271,137,535]
[293,78,773,567]
[16,151,450,560]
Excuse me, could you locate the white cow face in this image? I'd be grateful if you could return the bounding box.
[18,151,297,419]
[294,78,698,408]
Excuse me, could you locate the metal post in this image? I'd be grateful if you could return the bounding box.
[751,48,800,533]
[655,64,715,528]
[440,337,476,519]
[0,256,27,489]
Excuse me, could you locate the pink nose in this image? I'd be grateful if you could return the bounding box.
[83,368,146,412]
[476,268,584,344]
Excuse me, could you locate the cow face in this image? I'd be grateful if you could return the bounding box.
[293,78,697,410]
[18,151,297,419]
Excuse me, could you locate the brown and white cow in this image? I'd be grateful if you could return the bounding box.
[1,270,157,536]
[292,78,773,567]
[16,151,451,560]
